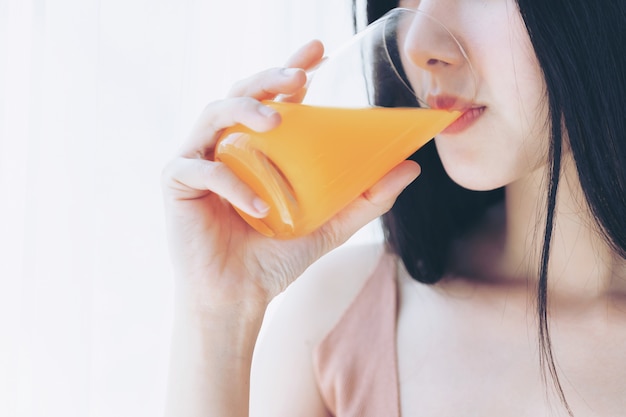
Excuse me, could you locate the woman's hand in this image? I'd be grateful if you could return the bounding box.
[162,40,420,417]
[161,40,421,312]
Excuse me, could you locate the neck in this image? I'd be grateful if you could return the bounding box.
[501,153,626,304]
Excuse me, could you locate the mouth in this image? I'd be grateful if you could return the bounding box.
[426,95,486,135]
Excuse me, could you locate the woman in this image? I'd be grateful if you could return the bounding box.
[162,0,626,415]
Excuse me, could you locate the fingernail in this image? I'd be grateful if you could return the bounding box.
[253,197,271,215]
[281,67,301,77]
[257,104,277,118]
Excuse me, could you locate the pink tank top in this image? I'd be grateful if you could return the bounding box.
[312,252,400,416]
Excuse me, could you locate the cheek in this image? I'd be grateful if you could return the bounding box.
[435,111,550,192]
[493,20,551,176]
[434,75,551,191]
[436,6,551,191]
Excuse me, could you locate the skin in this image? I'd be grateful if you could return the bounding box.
[162,1,626,416]
[162,40,420,417]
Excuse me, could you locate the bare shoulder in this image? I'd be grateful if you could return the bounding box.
[250,242,386,416]
[273,241,386,339]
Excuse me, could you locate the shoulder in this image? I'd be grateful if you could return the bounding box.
[257,241,389,353]
[250,242,391,416]
[273,241,388,340]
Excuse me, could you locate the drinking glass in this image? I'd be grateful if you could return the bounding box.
[216,8,476,238]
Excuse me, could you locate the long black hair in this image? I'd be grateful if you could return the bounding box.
[357,0,626,414]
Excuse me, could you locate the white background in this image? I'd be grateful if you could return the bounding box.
[0,1,380,416]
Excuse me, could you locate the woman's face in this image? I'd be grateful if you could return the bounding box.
[398,0,549,191]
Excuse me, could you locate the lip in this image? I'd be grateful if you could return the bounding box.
[441,106,486,134]
[426,95,486,135]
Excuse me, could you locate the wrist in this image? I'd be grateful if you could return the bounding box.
[171,303,265,362]
[166,289,265,417]
[173,278,271,319]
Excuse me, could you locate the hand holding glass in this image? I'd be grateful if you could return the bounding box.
[216,8,476,238]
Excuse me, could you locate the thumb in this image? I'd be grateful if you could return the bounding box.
[312,160,421,252]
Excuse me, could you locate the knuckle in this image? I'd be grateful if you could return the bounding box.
[198,97,258,135]
[363,188,394,212]
[229,176,252,197]
[227,78,248,97]
[160,158,179,186]
[220,96,260,117]
[201,99,220,115]
[318,224,344,252]
[239,96,261,112]
[200,162,247,198]
[227,67,286,98]
[199,160,225,186]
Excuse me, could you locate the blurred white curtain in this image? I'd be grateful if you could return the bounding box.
[0,0,378,416]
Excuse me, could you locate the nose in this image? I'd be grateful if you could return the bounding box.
[392,8,476,105]
[399,11,467,71]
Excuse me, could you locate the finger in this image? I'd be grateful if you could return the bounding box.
[277,41,325,103]
[163,156,270,218]
[276,87,308,104]
[228,40,324,100]
[284,39,325,69]
[310,160,421,252]
[179,97,281,158]
[227,67,307,100]
[182,41,326,157]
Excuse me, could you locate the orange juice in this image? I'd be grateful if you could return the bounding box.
[216,101,459,238]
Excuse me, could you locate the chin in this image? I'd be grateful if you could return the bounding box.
[439,156,512,192]
[449,174,506,192]
[434,137,521,192]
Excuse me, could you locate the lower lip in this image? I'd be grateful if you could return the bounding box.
[441,106,486,135]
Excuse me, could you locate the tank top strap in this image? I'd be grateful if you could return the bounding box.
[312,251,400,417]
